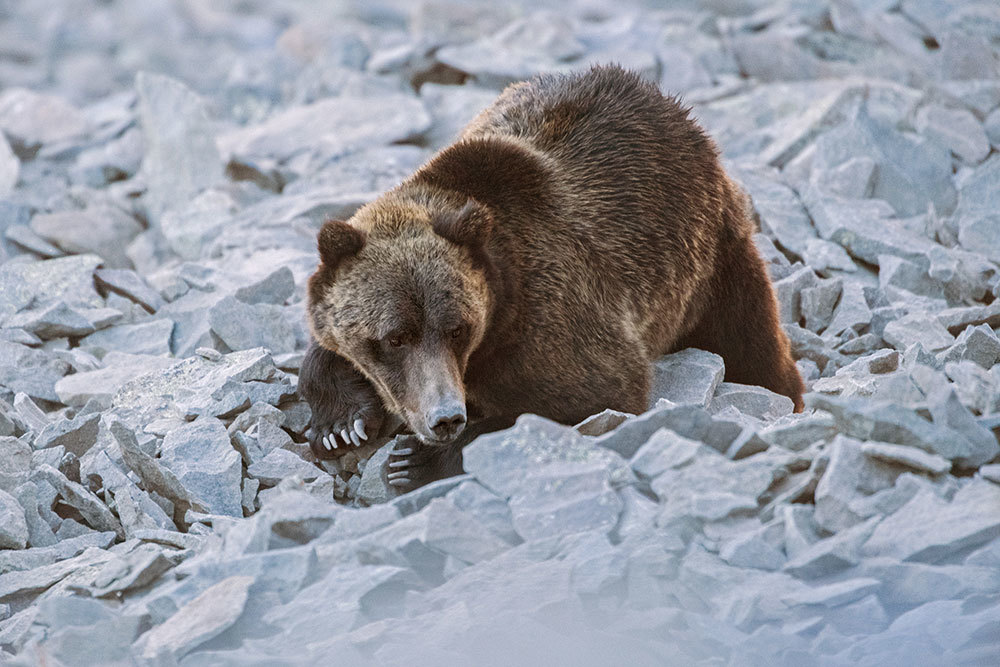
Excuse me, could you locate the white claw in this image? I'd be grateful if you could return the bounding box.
[340,429,351,445]
[349,430,361,447]
[393,447,414,456]
[388,459,410,468]
[389,478,409,487]
[323,435,332,450]
[387,471,408,480]
[354,419,368,441]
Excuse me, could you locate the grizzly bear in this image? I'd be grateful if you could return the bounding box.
[299,65,804,492]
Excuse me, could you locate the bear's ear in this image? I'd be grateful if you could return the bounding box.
[317,219,366,269]
[432,200,493,248]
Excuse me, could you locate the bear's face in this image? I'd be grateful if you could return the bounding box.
[308,201,493,444]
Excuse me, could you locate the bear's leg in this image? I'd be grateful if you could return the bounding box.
[674,236,805,410]
[299,340,389,459]
[385,416,516,494]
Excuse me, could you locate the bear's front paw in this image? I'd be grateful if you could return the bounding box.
[385,435,433,493]
[307,401,386,460]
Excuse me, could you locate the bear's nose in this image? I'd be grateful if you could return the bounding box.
[427,403,467,441]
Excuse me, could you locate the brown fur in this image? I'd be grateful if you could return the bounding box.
[302,65,803,472]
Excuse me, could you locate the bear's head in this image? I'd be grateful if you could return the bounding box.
[307,196,495,444]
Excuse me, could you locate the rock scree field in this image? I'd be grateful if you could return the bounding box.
[0,0,999,665]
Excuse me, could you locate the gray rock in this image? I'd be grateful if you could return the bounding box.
[0,530,115,575]
[915,103,991,164]
[574,408,631,437]
[508,463,622,541]
[824,282,872,338]
[719,528,786,571]
[986,106,1000,147]
[423,497,511,563]
[801,238,858,274]
[814,435,901,533]
[84,543,175,598]
[5,301,96,339]
[12,481,58,548]
[630,428,709,480]
[78,320,174,357]
[883,312,955,352]
[0,88,87,151]
[939,324,1000,369]
[234,267,295,306]
[759,411,836,451]
[863,480,1000,563]
[357,438,396,506]
[33,412,100,457]
[54,352,175,406]
[138,575,254,661]
[465,415,631,498]
[94,268,166,313]
[247,449,323,486]
[926,386,999,468]
[0,254,103,321]
[710,382,795,421]
[981,464,1000,485]
[957,214,1000,265]
[208,296,296,354]
[419,83,498,151]
[30,207,142,269]
[72,125,143,186]
[862,441,952,475]
[812,155,876,199]
[447,480,519,545]
[648,348,725,409]
[0,437,30,492]
[0,546,113,601]
[808,394,995,468]
[35,464,123,538]
[0,488,27,550]
[136,72,223,225]
[773,265,817,324]
[800,279,842,332]
[0,133,17,197]
[159,418,243,517]
[0,342,71,403]
[784,516,881,579]
[219,94,430,167]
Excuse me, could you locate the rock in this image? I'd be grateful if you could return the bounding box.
[30,207,142,269]
[801,238,858,274]
[773,265,817,324]
[759,412,836,451]
[863,480,1000,563]
[648,348,725,409]
[208,296,296,354]
[419,83,498,151]
[958,215,1000,266]
[247,449,323,486]
[234,267,295,306]
[72,125,143,186]
[800,279,842,332]
[84,543,175,598]
[218,94,430,168]
[0,342,70,403]
[5,301,96,339]
[0,531,115,575]
[136,72,223,225]
[446,480,519,545]
[926,386,999,469]
[825,282,872,338]
[78,320,174,357]
[159,418,243,517]
[33,412,100,457]
[0,254,103,322]
[35,465,123,538]
[357,438,396,506]
[0,546,113,601]
[883,312,955,352]
[808,394,996,468]
[862,442,951,475]
[915,103,991,164]
[54,352,175,407]
[812,155,876,199]
[574,408,631,437]
[423,497,511,564]
[719,528,786,571]
[94,268,166,313]
[710,382,795,421]
[630,428,709,480]
[0,133,17,197]
[0,489,27,549]
[0,88,87,152]
[939,324,1000,369]
[464,415,631,498]
[508,463,622,541]
[138,575,254,661]
[784,516,881,579]
[814,435,901,533]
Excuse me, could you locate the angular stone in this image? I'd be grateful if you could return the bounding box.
[0,531,115,575]
[808,394,994,468]
[78,320,174,358]
[759,411,836,451]
[508,463,622,541]
[159,418,242,517]
[247,449,323,486]
[35,465,123,538]
[34,412,100,457]
[648,348,725,409]
[423,497,511,564]
[0,546,113,601]
[814,435,901,533]
[357,438,396,506]
[0,342,70,402]
[800,279,842,332]
[710,382,794,422]
[926,386,999,468]
[812,155,876,199]
[825,282,872,338]
[916,103,991,164]
[958,214,1000,265]
[0,488,27,549]
[630,428,709,480]
[940,324,1000,370]
[55,352,175,407]
[719,529,786,571]
[85,543,175,598]
[0,133,17,197]
[863,480,1000,563]
[137,72,222,225]
[234,267,295,306]
[573,408,630,437]
[138,575,254,661]
[883,312,955,352]
[208,296,296,354]
[94,268,165,313]
[446,480,519,544]
[773,265,817,324]
[30,207,142,269]
[0,88,87,151]
[465,415,631,498]
[784,516,881,579]
[801,238,858,274]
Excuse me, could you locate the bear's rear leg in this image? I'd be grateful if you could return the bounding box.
[674,236,804,411]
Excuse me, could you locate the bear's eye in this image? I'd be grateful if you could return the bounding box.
[449,326,462,340]
[387,335,403,348]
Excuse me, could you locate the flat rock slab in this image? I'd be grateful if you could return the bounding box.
[138,575,254,661]
[55,353,176,407]
[648,348,725,409]
[0,488,28,549]
[159,418,243,517]
[710,382,795,421]
[863,481,1000,563]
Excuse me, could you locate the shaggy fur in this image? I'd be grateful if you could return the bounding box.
[300,65,804,488]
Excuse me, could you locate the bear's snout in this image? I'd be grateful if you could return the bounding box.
[425,401,467,442]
